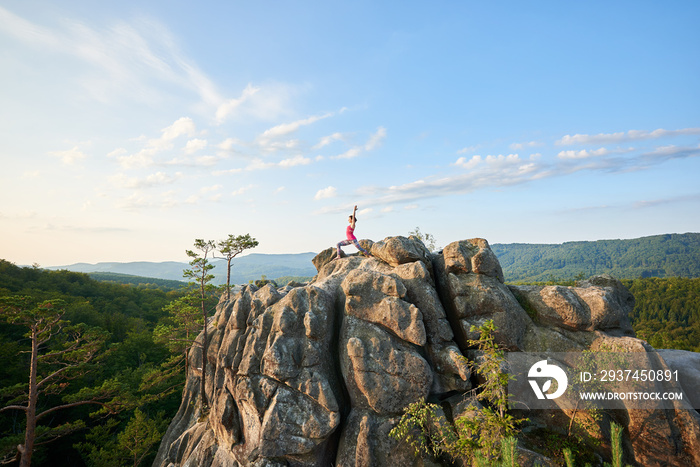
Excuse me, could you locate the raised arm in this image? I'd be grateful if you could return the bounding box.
[351,205,358,228]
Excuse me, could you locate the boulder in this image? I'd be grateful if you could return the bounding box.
[370,235,432,270]
[154,236,699,467]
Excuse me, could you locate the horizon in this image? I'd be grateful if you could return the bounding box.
[31,231,697,269]
[2,2,699,266]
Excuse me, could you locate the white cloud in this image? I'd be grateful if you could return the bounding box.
[510,141,541,150]
[232,184,255,196]
[111,171,182,189]
[117,117,197,168]
[183,138,207,154]
[0,8,227,109]
[278,155,311,167]
[313,132,345,150]
[331,127,386,160]
[217,137,243,151]
[259,113,333,141]
[116,149,157,169]
[215,84,260,123]
[48,146,87,165]
[245,158,275,171]
[201,184,222,193]
[365,126,386,151]
[332,147,363,160]
[454,154,522,169]
[452,155,482,169]
[194,155,219,166]
[158,117,196,147]
[556,127,700,146]
[107,148,127,158]
[315,186,337,200]
[457,145,479,155]
[557,148,610,159]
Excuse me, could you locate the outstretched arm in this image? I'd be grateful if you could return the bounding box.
[351,205,358,228]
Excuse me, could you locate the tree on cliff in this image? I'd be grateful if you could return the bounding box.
[152,296,203,379]
[216,234,259,300]
[0,296,118,467]
[183,239,217,413]
[409,226,438,251]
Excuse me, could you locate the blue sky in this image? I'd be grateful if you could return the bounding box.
[1,1,699,266]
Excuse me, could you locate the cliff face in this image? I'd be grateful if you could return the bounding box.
[153,236,700,467]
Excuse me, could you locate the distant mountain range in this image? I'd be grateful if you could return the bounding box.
[47,252,318,286]
[46,233,700,285]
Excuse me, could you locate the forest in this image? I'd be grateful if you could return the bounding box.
[493,232,700,282]
[1,252,699,465]
[0,259,204,466]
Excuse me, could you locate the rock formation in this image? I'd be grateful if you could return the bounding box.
[153,236,700,467]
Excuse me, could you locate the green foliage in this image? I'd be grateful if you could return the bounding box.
[249,275,277,288]
[622,277,700,351]
[390,320,521,464]
[388,400,454,458]
[604,421,632,467]
[0,260,185,466]
[563,447,575,467]
[272,275,313,286]
[409,226,438,251]
[86,272,186,291]
[75,409,168,467]
[494,233,700,283]
[183,239,218,413]
[216,233,259,300]
[0,296,119,465]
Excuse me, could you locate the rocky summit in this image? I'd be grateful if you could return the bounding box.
[153,236,700,467]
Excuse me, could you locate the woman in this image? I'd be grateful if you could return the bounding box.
[336,205,371,258]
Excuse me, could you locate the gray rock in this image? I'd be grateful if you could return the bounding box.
[656,349,700,410]
[154,236,699,467]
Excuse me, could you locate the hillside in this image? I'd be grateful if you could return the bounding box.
[491,232,700,283]
[46,233,700,286]
[48,252,318,286]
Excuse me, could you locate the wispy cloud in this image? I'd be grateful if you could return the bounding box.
[114,117,197,168]
[111,171,183,189]
[259,113,333,140]
[556,127,700,146]
[313,132,346,150]
[215,84,260,123]
[510,141,541,151]
[331,127,386,160]
[48,146,88,165]
[231,184,255,196]
[212,154,312,175]
[316,136,700,214]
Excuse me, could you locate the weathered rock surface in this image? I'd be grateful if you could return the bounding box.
[154,236,700,467]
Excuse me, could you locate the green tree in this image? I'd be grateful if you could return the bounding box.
[390,320,520,463]
[183,239,216,413]
[76,409,167,467]
[216,234,259,300]
[409,226,438,251]
[0,296,117,467]
[152,296,203,378]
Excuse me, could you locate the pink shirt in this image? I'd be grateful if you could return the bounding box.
[346,225,356,240]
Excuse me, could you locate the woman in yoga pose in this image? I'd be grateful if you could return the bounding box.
[336,205,371,258]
